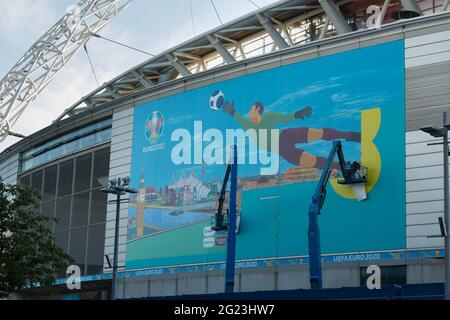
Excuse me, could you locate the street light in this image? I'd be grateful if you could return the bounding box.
[100,176,138,300]
[420,112,450,300]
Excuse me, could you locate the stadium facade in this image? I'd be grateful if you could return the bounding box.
[1,0,450,300]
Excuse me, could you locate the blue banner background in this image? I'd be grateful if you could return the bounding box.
[126,40,406,271]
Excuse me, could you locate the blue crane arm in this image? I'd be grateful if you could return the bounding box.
[311,140,360,212]
[308,140,364,289]
[212,163,233,231]
[311,140,342,212]
[210,146,238,294]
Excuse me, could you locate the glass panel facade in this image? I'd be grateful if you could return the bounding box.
[90,191,108,225]
[21,119,112,172]
[93,148,110,189]
[58,159,74,197]
[18,146,111,276]
[31,171,43,196]
[19,175,30,187]
[72,192,90,228]
[75,154,92,193]
[54,231,69,253]
[43,165,57,201]
[87,223,106,275]
[69,227,88,273]
[41,201,55,233]
[55,197,71,232]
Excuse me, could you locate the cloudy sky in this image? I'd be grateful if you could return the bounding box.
[0,0,279,151]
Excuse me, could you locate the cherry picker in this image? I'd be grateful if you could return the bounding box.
[212,141,367,293]
[308,140,367,289]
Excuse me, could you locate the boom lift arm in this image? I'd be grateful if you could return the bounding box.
[212,161,232,232]
[308,140,367,289]
[212,146,238,294]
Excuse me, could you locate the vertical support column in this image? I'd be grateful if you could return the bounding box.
[225,145,238,294]
[376,0,391,27]
[207,35,236,64]
[112,192,121,300]
[319,17,330,40]
[318,0,352,35]
[443,112,450,300]
[256,13,289,50]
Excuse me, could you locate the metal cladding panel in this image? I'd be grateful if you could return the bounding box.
[406,131,446,249]
[104,106,134,273]
[406,63,450,131]
[404,18,450,251]
[0,154,19,186]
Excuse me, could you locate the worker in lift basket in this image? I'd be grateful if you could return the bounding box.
[222,100,361,170]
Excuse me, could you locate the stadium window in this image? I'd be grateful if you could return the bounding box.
[92,148,110,188]
[58,159,74,197]
[61,140,77,156]
[17,146,111,277]
[74,153,92,193]
[41,201,55,233]
[31,170,43,197]
[19,174,30,187]
[43,165,57,201]
[55,196,72,232]
[69,227,88,275]
[86,223,106,275]
[71,191,90,228]
[79,134,96,150]
[360,265,407,286]
[20,118,112,173]
[90,191,108,225]
[54,231,69,253]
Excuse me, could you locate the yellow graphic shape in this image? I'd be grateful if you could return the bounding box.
[331,108,382,199]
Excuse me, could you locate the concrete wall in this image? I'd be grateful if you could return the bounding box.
[117,265,359,299]
[117,258,447,298]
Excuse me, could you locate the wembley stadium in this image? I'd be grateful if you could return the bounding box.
[0,0,450,300]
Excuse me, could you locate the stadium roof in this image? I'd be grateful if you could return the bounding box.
[1,0,447,160]
[53,0,383,122]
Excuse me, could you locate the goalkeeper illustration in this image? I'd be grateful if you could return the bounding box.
[223,100,361,170]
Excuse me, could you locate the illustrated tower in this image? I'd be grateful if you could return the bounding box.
[136,170,146,238]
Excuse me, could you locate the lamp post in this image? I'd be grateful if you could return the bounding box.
[100,176,138,300]
[420,112,450,300]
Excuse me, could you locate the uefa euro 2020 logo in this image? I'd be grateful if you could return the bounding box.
[145,111,165,144]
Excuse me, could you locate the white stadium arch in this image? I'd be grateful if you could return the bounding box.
[0,0,133,141]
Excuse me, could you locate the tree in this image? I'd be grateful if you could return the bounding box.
[0,181,73,298]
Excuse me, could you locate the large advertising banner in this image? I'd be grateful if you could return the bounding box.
[125,40,406,271]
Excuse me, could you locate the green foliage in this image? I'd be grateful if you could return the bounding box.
[0,181,73,297]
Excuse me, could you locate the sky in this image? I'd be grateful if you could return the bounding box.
[0,0,279,152]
